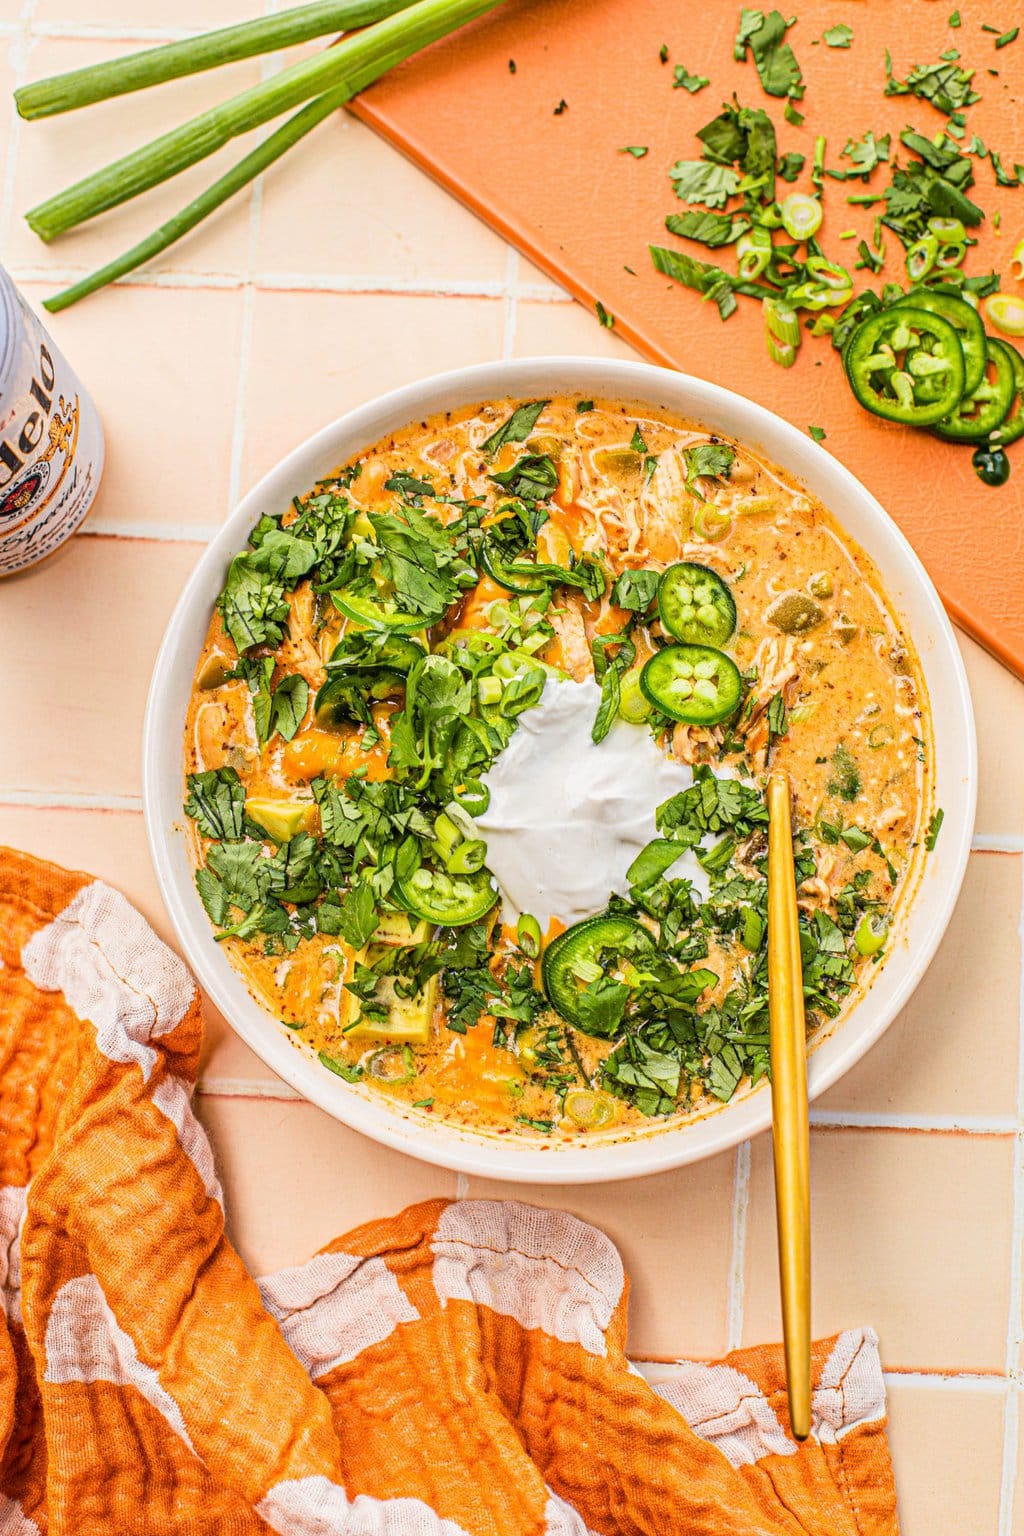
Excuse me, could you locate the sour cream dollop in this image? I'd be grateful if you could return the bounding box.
[476,677,710,928]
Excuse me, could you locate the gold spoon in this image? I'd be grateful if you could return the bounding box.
[766,770,811,1440]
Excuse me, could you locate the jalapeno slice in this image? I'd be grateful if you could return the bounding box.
[480,546,550,594]
[892,287,987,395]
[658,562,737,647]
[844,306,966,426]
[326,632,425,674]
[541,915,656,1032]
[639,644,742,726]
[314,669,406,728]
[992,339,1024,447]
[333,589,442,633]
[933,335,1016,442]
[396,865,498,926]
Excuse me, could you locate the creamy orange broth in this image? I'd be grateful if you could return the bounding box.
[185,397,930,1143]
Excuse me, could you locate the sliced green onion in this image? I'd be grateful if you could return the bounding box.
[26,0,509,242]
[854,912,888,956]
[935,241,966,269]
[432,812,461,862]
[764,298,801,368]
[779,193,823,242]
[448,839,486,875]
[736,226,772,280]
[984,293,1024,336]
[563,1090,615,1130]
[617,666,652,723]
[693,503,733,541]
[905,233,938,281]
[517,912,542,958]
[868,722,894,749]
[367,1044,417,1082]
[478,675,503,707]
[453,778,490,816]
[1013,239,1024,281]
[927,216,965,243]
[15,0,412,119]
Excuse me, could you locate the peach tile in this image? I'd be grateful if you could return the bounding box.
[198,994,291,1091]
[959,633,1024,841]
[0,801,171,936]
[242,290,503,487]
[742,1129,1014,1371]
[196,1093,456,1275]
[0,37,20,196]
[8,36,260,275]
[886,1380,1006,1536]
[1014,1399,1024,1536]
[0,533,202,798]
[515,254,569,298]
[22,280,244,533]
[256,108,507,284]
[512,295,643,360]
[35,0,256,25]
[816,853,1022,1121]
[467,1147,738,1360]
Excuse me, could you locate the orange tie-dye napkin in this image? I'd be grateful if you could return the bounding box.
[0,848,898,1535]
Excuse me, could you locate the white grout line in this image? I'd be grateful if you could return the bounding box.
[78,516,217,542]
[501,246,519,360]
[975,834,1024,854]
[6,263,575,302]
[997,857,1024,1535]
[883,1370,1009,1395]
[809,1109,1017,1134]
[725,1139,751,1351]
[30,21,199,40]
[0,788,143,811]
[196,1076,300,1100]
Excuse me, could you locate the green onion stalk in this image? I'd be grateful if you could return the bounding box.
[26,0,508,243]
[14,0,414,119]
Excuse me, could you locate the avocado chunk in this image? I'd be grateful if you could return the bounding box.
[372,911,430,946]
[245,797,313,842]
[344,973,438,1045]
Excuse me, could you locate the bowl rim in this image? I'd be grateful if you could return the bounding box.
[143,355,977,1184]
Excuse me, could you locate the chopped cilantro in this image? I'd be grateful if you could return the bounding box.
[734,8,805,99]
[949,8,960,23]
[823,23,853,48]
[995,27,1018,48]
[668,158,741,208]
[664,209,751,246]
[683,442,735,497]
[508,58,516,73]
[827,743,862,802]
[925,808,945,850]
[318,1052,362,1082]
[808,424,826,441]
[595,300,615,328]
[659,43,669,63]
[620,145,649,157]
[553,98,568,115]
[479,400,548,455]
[885,53,980,114]
[673,64,710,93]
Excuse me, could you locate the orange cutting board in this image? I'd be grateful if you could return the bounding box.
[353,0,1024,677]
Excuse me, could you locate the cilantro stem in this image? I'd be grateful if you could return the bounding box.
[15,0,411,119]
[26,0,508,241]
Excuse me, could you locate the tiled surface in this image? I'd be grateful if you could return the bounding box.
[1,7,1023,1529]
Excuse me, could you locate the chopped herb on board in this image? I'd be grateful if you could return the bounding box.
[664,209,751,246]
[827,743,861,802]
[823,24,853,48]
[508,58,516,73]
[884,52,980,114]
[659,43,669,63]
[949,9,961,24]
[553,98,568,115]
[620,145,649,157]
[734,8,805,100]
[668,159,742,208]
[673,64,710,92]
[925,808,945,850]
[808,424,826,440]
[595,300,615,327]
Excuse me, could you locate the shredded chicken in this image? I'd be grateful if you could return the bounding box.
[638,449,689,563]
[741,635,802,768]
[672,722,723,764]
[798,848,841,912]
[548,591,593,681]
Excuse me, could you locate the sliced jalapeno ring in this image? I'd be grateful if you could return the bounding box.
[541,915,655,1031]
[933,335,1016,442]
[314,668,405,729]
[991,341,1024,447]
[563,1089,616,1130]
[479,546,550,594]
[639,643,742,726]
[892,287,987,395]
[332,588,442,634]
[396,864,497,926]
[658,562,737,647]
[844,306,966,425]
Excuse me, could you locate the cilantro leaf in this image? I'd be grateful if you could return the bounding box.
[823,23,853,48]
[664,210,751,246]
[620,145,649,158]
[683,443,735,498]
[479,401,549,456]
[668,159,742,208]
[488,453,559,501]
[575,976,631,1037]
[885,54,980,115]
[185,769,246,841]
[336,877,379,948]
[925,807,944,850]
[673,64,710,93]
[734,8,805,99]
[611,568,660,612]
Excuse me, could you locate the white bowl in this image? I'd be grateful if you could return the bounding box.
[143,357,976,1184]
